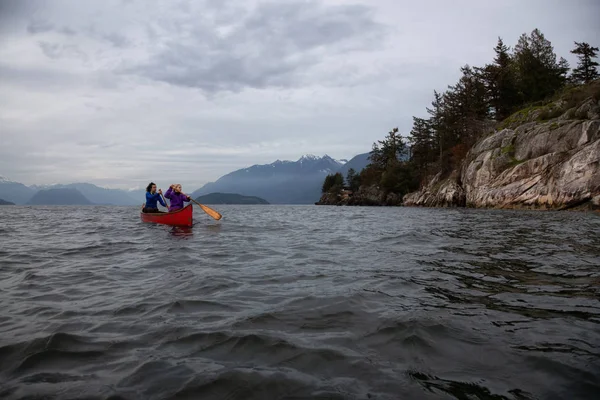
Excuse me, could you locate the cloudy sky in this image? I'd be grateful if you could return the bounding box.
[1,0,598,190]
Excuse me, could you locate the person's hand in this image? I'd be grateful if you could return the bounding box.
[158,189,162,194]
[170,184,174,189]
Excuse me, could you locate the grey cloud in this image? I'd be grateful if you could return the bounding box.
[39,41,63,59]
[3,0,600,189]
[59,26,77,36]
[27,20,55,34]
[0,0,45,25]
[127,1,385,92]
[28,22,127,58]
[244,2,380,52]
[134,43,317,93]
[39,41,88,61]
[0,63,82,88]
[27,20,77,36]
[101,32,130,48]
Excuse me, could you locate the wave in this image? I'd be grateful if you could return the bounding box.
[1,205,599,399]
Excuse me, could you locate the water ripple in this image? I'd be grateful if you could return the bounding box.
[0,205,599,399]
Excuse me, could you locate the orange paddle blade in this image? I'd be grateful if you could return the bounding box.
[195,201,222,220]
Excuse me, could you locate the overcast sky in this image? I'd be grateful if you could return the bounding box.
[1,0,598,190]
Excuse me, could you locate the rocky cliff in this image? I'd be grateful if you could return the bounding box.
[404,83,600,210]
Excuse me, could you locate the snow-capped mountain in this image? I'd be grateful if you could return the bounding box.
[191,154,346,204]
[0,151,377,205]
[0,175,15,184]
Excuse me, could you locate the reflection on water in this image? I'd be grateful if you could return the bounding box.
[0,205,598,400]
[203,223,223,234]
[169,226,194,237]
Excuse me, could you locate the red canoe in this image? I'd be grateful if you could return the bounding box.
[140,204,193,227]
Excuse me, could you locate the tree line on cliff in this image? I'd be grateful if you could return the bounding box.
[321,29,599,202]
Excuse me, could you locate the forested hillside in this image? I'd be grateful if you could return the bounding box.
[318,29,599,206]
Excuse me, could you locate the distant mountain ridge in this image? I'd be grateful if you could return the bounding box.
[0,152,374,205]
[27,188,92,205]
[195,193,269,204]
[0,176,142,205]
[35,183,140,205]
[0,198,15,205]
[338,153,371,177]
[190,153,372,204]
[0,176,36,205]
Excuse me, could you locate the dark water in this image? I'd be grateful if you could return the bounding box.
[0,205,599,400]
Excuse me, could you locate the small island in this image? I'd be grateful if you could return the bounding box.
[195,192,269,205]
[0,198,15,205]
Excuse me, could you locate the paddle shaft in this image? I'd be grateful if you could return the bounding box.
[182,194,222,220]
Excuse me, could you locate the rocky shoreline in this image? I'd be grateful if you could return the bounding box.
[318,84,600,210]
[404,94,600,210]
[316,185,402,206]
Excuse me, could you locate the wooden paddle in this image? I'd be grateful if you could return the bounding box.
[183,194,222,220]
[160,192,169,211]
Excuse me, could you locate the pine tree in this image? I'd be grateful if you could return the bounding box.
[570,42,599,84]
[426,91,447,171]
[322,174,334,193]
[482,37,520,120]
[345,168,360,191]
[447,66,489,135]
[322,173,344,194]
[353,31,586,201]
[408,116,435,184]
[429,65,489,171]
[368,127,406,169]
[514,29,568,103]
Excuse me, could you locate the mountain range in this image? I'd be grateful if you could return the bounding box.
[338,152,371,177]
[28,188,93,205]
[0,176,36,205]
[191,153,371,204]
[0,176,141,206]
[0,152,373,205]
[195,193,269,205]
[31,183,141,206]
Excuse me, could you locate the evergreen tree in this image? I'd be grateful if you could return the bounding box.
[331,30,587,204]
[570,41,599,84]
[321,173,344,196]
[380,162,419,196]
[369,127,406,169]
[345,168,360,191]
[494,37,511,72]
[345,168,355,187]
[333,173,343,188]
[558,57,571,84]
[445,65,489,147]
[426,91,447,171]
[408,116,435,183]
[482,37,520,120]
[513,29,568,103]
[322,174,334,193]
